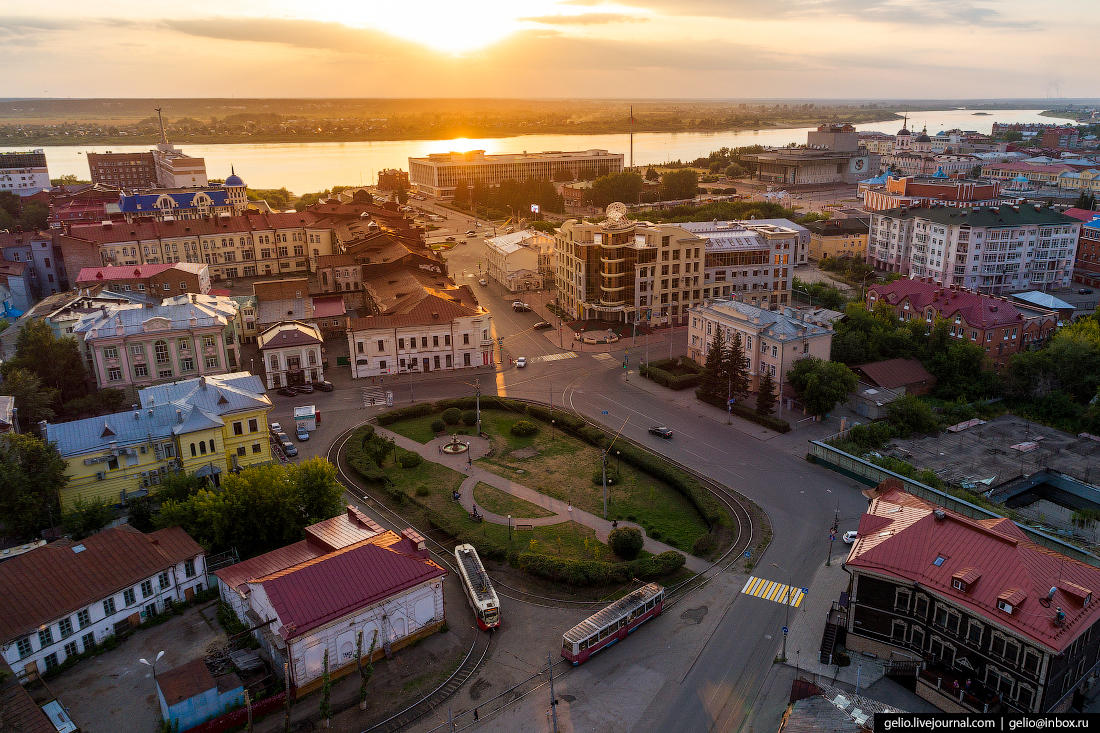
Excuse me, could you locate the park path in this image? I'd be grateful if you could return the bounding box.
[375,426,711,573]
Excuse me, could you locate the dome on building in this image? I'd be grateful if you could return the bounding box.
[224,165,245,188]
[897,127,910,136]
[1013,174,1030,183]
[916,132,931,143]
[932,167,948,178]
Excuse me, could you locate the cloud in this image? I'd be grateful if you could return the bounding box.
[158,17,426,57]
[519,13,647,25]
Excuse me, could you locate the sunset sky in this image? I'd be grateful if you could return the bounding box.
[1,0,1096,99]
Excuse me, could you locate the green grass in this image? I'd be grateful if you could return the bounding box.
[472,482,555,519]
[388,415,479,445]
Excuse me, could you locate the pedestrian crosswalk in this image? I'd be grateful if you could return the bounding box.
[361,386,387,407]
[591,352,616,362]
[534,352,578,363]
[741,576,805,607]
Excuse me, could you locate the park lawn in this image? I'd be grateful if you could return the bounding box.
[472,482,555,519]
[385,458,466,502]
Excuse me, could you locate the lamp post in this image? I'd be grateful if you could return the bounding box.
[508,515,512,542]
[772,563,792,662]
[475,378,481,436]
[826,495,839,566]
[139,650,165,680]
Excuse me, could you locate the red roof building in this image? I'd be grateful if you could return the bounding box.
[844,481,1100,714]
[866,278,1058,369]
[74,262,210,297]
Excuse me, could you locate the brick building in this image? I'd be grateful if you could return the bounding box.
[87,152,158,188]
[74,263,210,297]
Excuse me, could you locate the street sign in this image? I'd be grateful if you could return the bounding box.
[782,627,788,634]
[802,587,809,595]
[743,550,751,558]
[830,534,836,541]
[601,410,609,414]
[728,398,736,405]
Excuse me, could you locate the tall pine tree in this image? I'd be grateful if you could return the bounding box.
[699,328,727,400]
[724,333,750,402]
[756,369,777,415]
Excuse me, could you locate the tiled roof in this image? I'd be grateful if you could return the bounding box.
[853,358,934,389]
[0,676,55,733]
[257,538,444,640]
[67,213,323,247]
[867,279,1048,329]
[847,484,1100,652]
[0,525,202,643]
[76,264,175,282]
[253,278,310,303]
[257,321,323,350]
[311,296,346,319]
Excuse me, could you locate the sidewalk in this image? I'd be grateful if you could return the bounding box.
[376,426,712,574]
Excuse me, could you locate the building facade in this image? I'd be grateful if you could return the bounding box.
[257,321,325,389]
[1073,216,1100,289]
[87,152,158,188]
[74,263,210,297]
[861,174,1003,212]
[865,205,1081,292]
[0,526,206,682]
[0,150,50,197]
[409,149,624,198]
[377,169,410,191]
[484,230,555,291]
[805,219,870,261]
[687,299,833,391]
[845,481,1100,715]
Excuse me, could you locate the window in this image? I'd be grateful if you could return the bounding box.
[205,356,219,369]
[252,442,262,454]
[910,626,925,651]
[237,446,246,457]
[202,335,215,348]
[966,620,983,646]
[1021,649,1040,676]
[378,339,385,352]
[59,617,73,638]
[64,641,78,658]
[103,598,116,615]
[134,364,149,378]
[185,559,196,577]
[398,338,405,350]
[891,619,907,642]
[180,358,194,372]
[81,632,95,652]
[77,609,91,629]
[123,588,136,606]
[141,580,153,598]
[433,335,439,347]
[933,555,946,566]
[44,653,59,671]
[894,588,911,612]
[39,627,53,647]
[17,637,32,658]
[155,340,170,363]
[129,344,144,357]
[107,367,122,381]
[104,346,118,359]
[248,418,258,433]
[233,421,243,436]
[159,571,170,590]
[1017,685,1035,711]
[952,578,967,592]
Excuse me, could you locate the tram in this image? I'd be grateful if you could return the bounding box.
[561,583,664,665]
[454,544,501,630]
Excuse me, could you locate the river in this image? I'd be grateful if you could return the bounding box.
[1,109,1060,195]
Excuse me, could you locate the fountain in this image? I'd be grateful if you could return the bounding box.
[442,434,470,455]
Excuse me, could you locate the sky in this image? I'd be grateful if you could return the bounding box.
[1,0,1097,99]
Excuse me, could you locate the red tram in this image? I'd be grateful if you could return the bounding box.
[561,583,664,665]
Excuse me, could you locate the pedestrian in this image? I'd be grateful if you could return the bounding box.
[612,520,618,529]
[568,504,573,515]
[952,680,960,695]
[438,444,442,455]
[965,678,972,693]
[473,708,479,722]
[473,503,477,515]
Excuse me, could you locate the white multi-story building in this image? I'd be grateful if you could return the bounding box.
[408,149,624,198]
[484,230,555,291]
[257,321,325,389]
[0,525,206,682]
[0,150,50,197]
[866,204,1081,293]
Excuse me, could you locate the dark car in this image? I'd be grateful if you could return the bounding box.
[276,387,297,397]
[648,426,673,439]
[1080,288,1094,295]
[533,321,553,330]
[314,380,335,392]
[296,383,315,394]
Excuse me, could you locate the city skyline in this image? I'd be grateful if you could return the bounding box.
[1,0,1096,99]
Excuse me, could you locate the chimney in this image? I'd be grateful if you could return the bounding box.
[176,409,183,424]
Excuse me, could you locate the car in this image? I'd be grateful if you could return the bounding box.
[282,441,298,457]
[297,428,310,441]
[648,426,673,438]
[314,380,335,392]
[296,383,315,394]
[1080,288,1094,295]
[445,236,456,242]
[276,432,291,444]
[465,230,477,237]
[843,531,859,544]
[533,321,552,330]
[479,278,488,286]
[276,387,297,397]
[269,422,282,435]
[512,302,531,312]
[515,357,527,368]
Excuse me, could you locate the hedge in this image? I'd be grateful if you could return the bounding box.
[516,550,685,586]
[346,425,386,482]
[377,403,435,425]
[695,389,791,433]
[441,407,462,425]
[640,359,704,391]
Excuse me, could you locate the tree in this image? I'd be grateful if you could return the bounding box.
[661,169,699,200]
[395,187,409,205]
[0,433,68,540]
[576,167,598,181]
[608,526,644,560]
[756,370,777,415]
[886,395,938,437]
[553,167,575,182]
[0,368,58,426]
[357,630,377,710]
[155,472,205,503]
[724,333,750,402]
[1075,192,1097,211]
[319,650,331,723]
[786,357,857,417]
[698,329,728,401]
[18,203,48,232]
[4,320,88,403]
[62,496,114,540]
[645,167,659,181]
[50,174,89,186]
[588,171,643,208]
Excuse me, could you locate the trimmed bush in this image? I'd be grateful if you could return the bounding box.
[377,403,435,426]
[397,450,422,469]
[347,425,386,483]
[516,549,684,586]
[608,526,644,560]
[696,389,791,433]
[640,358,704,390]
[461,410,478,427]
[511,420,538,437]
[430,419,446,433]
[415,485,431,497]
[441,407,462,425]
[692,533,717,557]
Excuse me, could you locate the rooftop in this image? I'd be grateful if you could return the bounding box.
[876,204,1080,228]
[867,278,1057,329]
[691,299,832,341]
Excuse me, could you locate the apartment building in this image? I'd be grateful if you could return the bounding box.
[0,150,50,197]
[484,230,555,291]
[679,220,800,308]
[865,204,1081,293]
[0,229,102,299]
[87,152,158,188]
[44,373,273,510]
[687,299,833,391]
[1073,216,1100,289]
[806,219,870,260]
[845,481,1100,714]
[866,278,1058,369]
[74,263,210,297]
[409,149,623,198]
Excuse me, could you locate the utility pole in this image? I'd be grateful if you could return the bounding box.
[283,663,291,733]
[826,501,839,566]
[475,378,481,436]
[548,651,559,733]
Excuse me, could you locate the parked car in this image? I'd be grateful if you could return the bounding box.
[515,357,527,368]
[314,380,335,392]
[1080,288,1094,295]
[843,531,859,544]
[445,236,456,242]
[533,321,552,330]
[648,426,673,438]
[512,302,531,312]
[282,441,298,457]
[276,387,297,397]
[297,428,310,441]
[479,278,488,286]
[270,422,282,435]
[296,383,315,394]
[276,432,291,444]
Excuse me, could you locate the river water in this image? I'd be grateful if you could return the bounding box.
[1,109,1060,195]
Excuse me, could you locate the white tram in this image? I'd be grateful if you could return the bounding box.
[561,583,664,665]
[454,544,501,630]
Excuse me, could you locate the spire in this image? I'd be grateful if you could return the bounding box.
[155,107,167,145]
[231,164,235,176]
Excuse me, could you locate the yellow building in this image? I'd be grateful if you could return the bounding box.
[805,219,869,261]
[45,373,273,510]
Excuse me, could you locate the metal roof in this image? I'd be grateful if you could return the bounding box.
[853,358,935,390]
[563,583,663,643]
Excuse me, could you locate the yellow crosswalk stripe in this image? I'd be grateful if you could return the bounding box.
[741,576,806,608]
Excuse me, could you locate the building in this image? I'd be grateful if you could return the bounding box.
[865,278,1058,369]
[0,229,103,299]
[864,204,1081,292]
[45,373,274,509]
[408,149,624,198]
[75,263,210,297]
[0,525,206,682]
[48,184,123,228]
[73,295,241,392]
[561,180,593,209]
[253,278,347,336]
[115,182,248,223]
[257,321,325,389]
[1073,216,1100,289]
[0,150,50,197]
[679,220,800,308]
[844,481,1100,714]
[87,152,159,188]
[861,173,1003,212]
[686,299,833,391]
[156,659,244,733]
[740,126,878,186]
[805,219,870,260]
[853,358,936,396]
[217,511,445,695]
[1008,291,1076,322]
[1042,127,1081,149]
[377,169,410,191]
[980,162,1080,190]
[484,230,556,291]
[883,127,982,178]
[859,131,896,155]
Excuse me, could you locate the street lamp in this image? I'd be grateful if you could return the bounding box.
[139,650,165,679]
[772,563,792,662]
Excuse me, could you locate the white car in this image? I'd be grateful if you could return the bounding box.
[479,278,488,286]
[515,357,527,368]
[269,422,281,435]
[843,531,859,544]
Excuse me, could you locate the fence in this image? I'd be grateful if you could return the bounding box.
[186,691,287,733]
[807,440,1100,568]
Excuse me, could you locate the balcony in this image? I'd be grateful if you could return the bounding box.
[918,666,1002,714]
